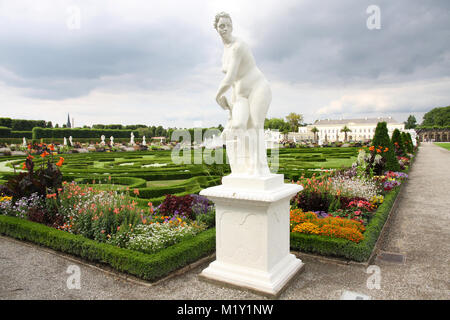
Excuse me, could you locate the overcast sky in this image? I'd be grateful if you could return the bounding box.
[0,0,449,128]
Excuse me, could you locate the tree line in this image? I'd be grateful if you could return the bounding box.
[404,106,450,129]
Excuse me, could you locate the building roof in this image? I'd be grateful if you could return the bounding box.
[313,117,400,126]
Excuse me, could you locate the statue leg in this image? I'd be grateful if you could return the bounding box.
[248,82,272,176]
[229,97,250,174]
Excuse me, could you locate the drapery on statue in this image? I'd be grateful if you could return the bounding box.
[214,12,271,176]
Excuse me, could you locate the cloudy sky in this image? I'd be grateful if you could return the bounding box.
[0,0,449,128]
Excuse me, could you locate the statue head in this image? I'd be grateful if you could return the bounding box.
[214,12,233,39]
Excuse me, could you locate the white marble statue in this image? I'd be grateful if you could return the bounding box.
[110,136,114,145]
[22,137,27,147]
[63,137,67,146]
[130,132,135,145]
[69,136,73,146]
[214,12,271,176]
[100,135,105,145]
[142,135,146,146]
[199,13,304,297]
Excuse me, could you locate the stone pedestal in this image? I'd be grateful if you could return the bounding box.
[199,174,304,298]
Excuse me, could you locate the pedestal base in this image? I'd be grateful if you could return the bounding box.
[199,175,303,298]
[199,253,304,298]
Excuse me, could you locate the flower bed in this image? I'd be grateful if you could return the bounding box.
[0,147,217,280]
[288,128,416,261]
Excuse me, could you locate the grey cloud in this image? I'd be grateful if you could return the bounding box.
[252,0,450,84]
[0,17,211,99]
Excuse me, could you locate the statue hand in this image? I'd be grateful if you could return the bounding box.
[217,96,230,111]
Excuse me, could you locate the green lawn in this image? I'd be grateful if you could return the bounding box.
[434,142,450,150]
[146,179,186,188]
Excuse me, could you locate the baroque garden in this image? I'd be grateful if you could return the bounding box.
[0,117,420,283]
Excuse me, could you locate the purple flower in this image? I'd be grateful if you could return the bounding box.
[314,211,329,219]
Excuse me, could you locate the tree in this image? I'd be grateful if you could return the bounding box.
[372,122,399,172]
[405,132,414,153]
[155,125,164,137]
[340,126,351,142]
[311,127,319,143]
[264,118,290,132]
[285,113,303,132]
[401,132,413,154]
[421,106,450,127]
[391,129,405,156]
[404,115,417,129]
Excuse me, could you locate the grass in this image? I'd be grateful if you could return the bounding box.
[146,179,186,188]
[434,142,450,150]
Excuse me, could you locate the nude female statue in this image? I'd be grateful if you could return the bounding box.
[214,12,271,176]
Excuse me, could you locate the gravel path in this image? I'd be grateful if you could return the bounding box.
[1,143,449,300]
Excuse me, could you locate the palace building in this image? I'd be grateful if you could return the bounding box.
[289,117,405,142]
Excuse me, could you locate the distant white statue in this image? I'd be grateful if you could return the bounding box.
[130,132,135,145]
[22,137,27,147]
[214,12,271,176]
[142,136,146,146]
[110,136,114,145]
[69,136,73,146]
[100,135,105,145]
[63,137,67,146]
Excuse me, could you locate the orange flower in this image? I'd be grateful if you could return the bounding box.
[384,147,389,152]
[49,144,55,151]
[376,148,381,153]
[369,146,375,151]
[27,155,34,160]
[40,151,49,158]
[133,189,139,195]
[55,157,65,167]
[21,162,26,170]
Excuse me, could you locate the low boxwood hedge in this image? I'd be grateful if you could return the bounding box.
[0,215,216,281]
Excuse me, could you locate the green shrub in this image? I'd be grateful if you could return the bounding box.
[391,129,405,156]
[371,122,399,172]
[0,127,11,138]
[32,128,140,139]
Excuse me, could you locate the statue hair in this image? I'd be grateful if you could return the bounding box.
[214,12,232,30]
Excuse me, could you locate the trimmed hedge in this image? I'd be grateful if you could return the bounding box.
[290,184,402,262]
[32,128,140,139]
[10,131,33,139]
[0,126,11,138]
[0,215,216,281]
[74,176,147,188]
[0,118,47,131]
